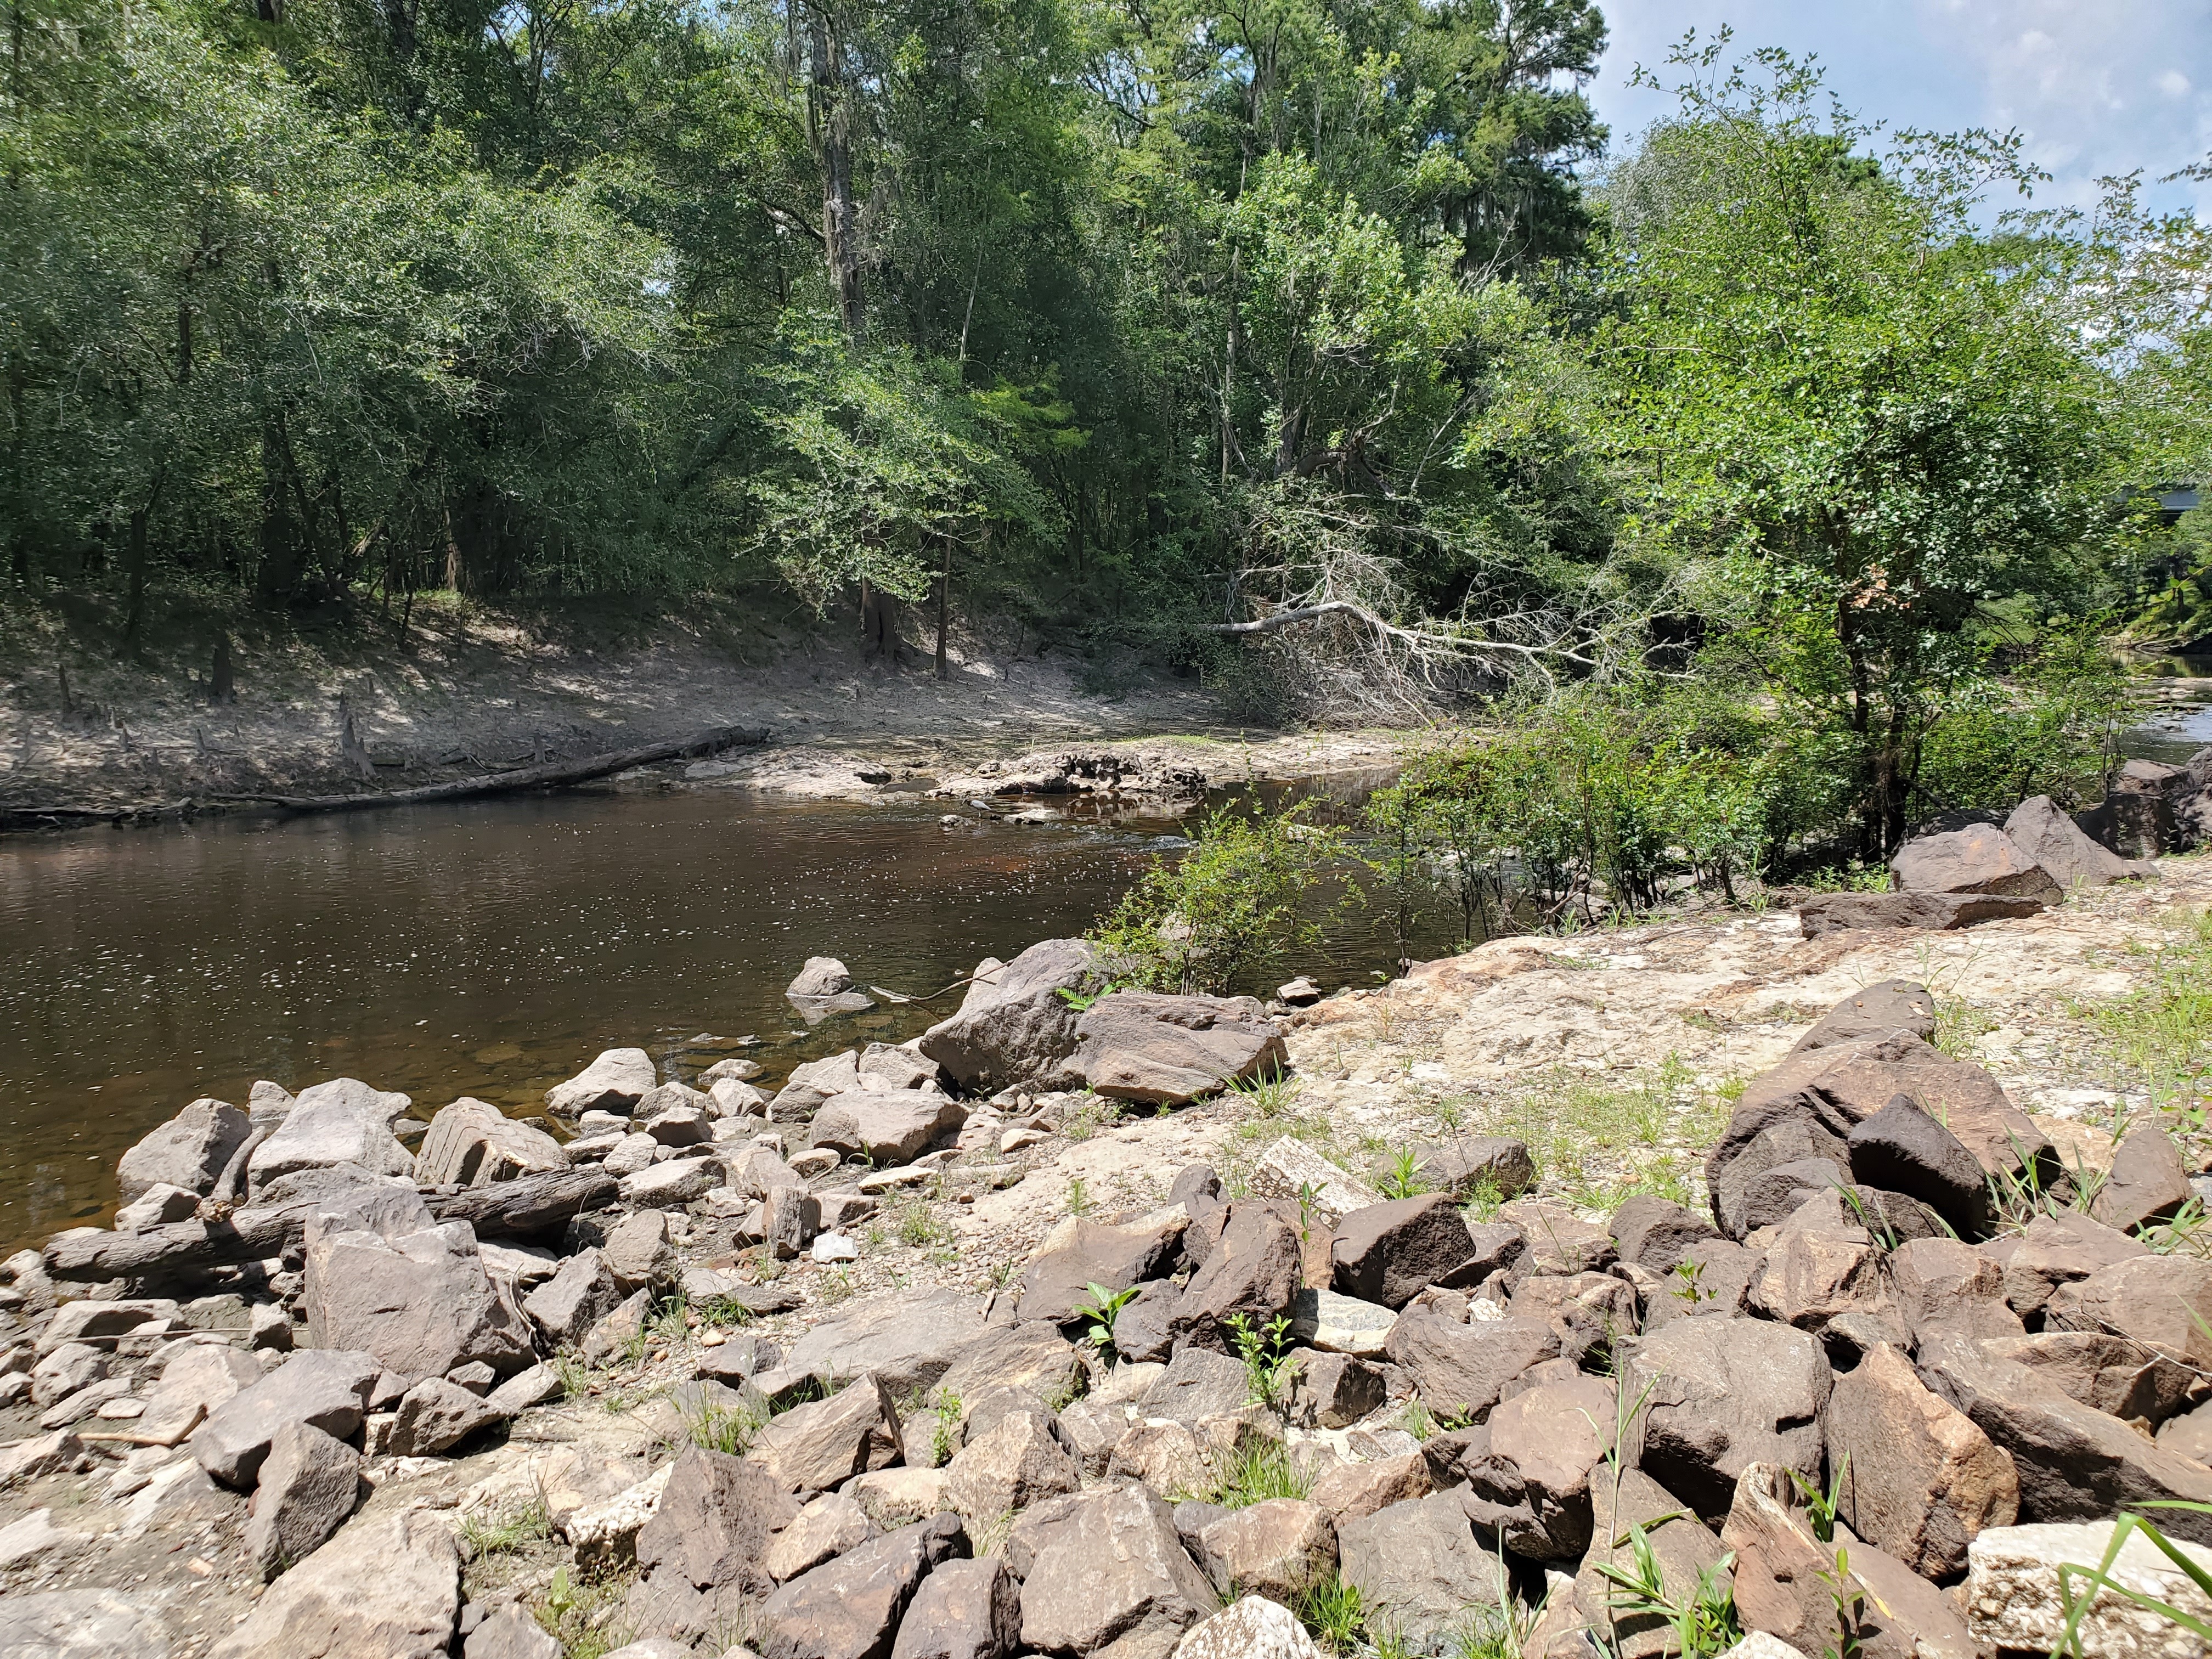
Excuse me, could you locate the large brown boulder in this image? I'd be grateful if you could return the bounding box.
[1073,992,1288,1106]
[2091,1125,2193,1233]
[1887,1238,2024,1346]
[1796,891,2046,937]
[1014,1215,1188,1327]
[1017,1486,1217,1659]
[636,1447,801,1599]
[242,1421,363,1581]
[917,940,1099,1093]
[1189,1499,1338,1601]
[1570,1468,1731,1659]
[1338,1492,1507,1650]
[248,1079,416,1190]
[1621,1316,1832,1521]
[301,1218,534,1384]
[2045,1253,2212,1368]
[1722,1463,1976,1659]
[1821,1342,2018,1578]
[889,1556,1019,1659]
[1845,1097,1993,1237]
[1383,1312,1559,1422]
[1891,824,2062,901]
[1329,1195,1489,1310]
[758,1514,966,1659]
[1916,1332,2212,1544]
[192,1349,382,1488]
[751,1375,906,1494]
[2000,1210,2146,1317]
[416,1098,566,1187]
[2004,794,2158,888]
[1608,1196,1720,1275]
[810,1090,967,1167]
[1462,1374,1615,1561]
[1983,1331,2200,1425]
[206,1509,458,1659]
[1708,1032,2054,1235]
[1169,1203,1302,1354]
[944,1409,1080,1525]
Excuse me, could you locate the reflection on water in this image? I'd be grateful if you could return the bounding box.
[0,780,1442,1251]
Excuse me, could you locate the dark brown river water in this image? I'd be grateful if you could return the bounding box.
[0,777,1432,1252]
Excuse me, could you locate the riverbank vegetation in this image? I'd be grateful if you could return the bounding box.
[5,0,2211,853]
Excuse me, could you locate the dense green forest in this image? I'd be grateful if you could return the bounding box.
[5,0,2212,862]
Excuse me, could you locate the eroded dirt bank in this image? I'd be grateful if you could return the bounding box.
[1,595,1415,822]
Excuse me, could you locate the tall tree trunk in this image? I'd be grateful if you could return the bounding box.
[808,2,864,343]
[935,534,952,680]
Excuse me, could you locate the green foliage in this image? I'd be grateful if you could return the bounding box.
[1223,1312,1302,1412]
[1210,1440,1314,1511]
[1594,1520,1743,1659]
[1071,1283,1142,1367]
[1293,1575,1367,1655]
[1378,1148,1431,1201]
[1092,800,1351,996]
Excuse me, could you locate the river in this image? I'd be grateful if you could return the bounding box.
[0,775,1436,1251]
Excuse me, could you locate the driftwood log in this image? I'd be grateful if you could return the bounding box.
[42,1165,618,1282]
[216,722,772,815]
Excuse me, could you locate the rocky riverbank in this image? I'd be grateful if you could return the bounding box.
[6,838,2212,1657]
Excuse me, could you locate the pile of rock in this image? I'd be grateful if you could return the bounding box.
[6,957,2210,1659]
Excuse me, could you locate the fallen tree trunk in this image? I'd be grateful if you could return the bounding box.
[42,1165,618,1281]
[219,723,772,815]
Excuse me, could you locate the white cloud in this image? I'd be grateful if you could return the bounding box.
[1590,0,2212,214]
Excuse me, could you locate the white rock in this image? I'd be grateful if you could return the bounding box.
[1246,1136,1378,1226]
[811,1232,860,1263]
[545,1048,656,1117]
[1288,1289,1394,1357]
[1173,1594,1323,1659]
[563,1462,673,1566]
[0,1508,88,1569]
[1965,1521,2212,1659]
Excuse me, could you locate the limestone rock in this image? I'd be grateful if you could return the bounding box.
[781,1290,986,1400]
[788,957,858,998]
[0,1589,174,1658]
[604,1210,680,1295]
[637,1446,801,1596]
[757,1514,965,1659]
[889,1556,1019,1659]
[1141,1347,1257,1427]
[1192,1498,1338,1600]
[1886,1238,2024,1346]
[1382,1311,1559,1421]
[945,1408,1080,1524]
[523,1248,624,1348]
[1621,1316,1832,1522]
[1407,1137,1536,1201]
[1172,1596,1323,1659]
[207,1509,460,1659]
[1018,1486,1217,1659]
[1790,980,1938,1052]
[1290,1351,1387,1429]
[302,1218,533,1383]
[1747,1226,1908,1353]
[1916,1332,2212,1544]
[464,1606,562,1659]
[1796,892,2046,936]
[118,1098,252,1200]
[1073,991,1289,1106]
[390,1376,504,1456]
[133,1344,264,1447]
[1248,1138,1378,1227]
[765,1493,875,1583]
[1288,1288,1396,1358]
[917,940,1099,1093]
[1330,1194,1487,1310]
[546,1048,657,1116]
[1821,1342,2017,1578]
[1497,1198,1616,1278]
[247,1079,414,1190]
[243,1421,362,1579]
[193,1349,381,1488]
[751,1375,905,1493]
[620,1156,719,1207]
[2005,794,2158,889]
[415,1098,566,1187]
[1338,1491,1505,1650]
[566,1463,674,1566]
[775,1053,865,1119]
[810,1091,967,1166]
[1109,1418,1215,1496]
[1891,823,2062,900]
[1963,1520,2212,1659]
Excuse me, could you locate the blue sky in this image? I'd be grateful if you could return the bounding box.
[1585,1,2212,215]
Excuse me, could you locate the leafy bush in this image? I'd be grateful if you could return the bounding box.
[1091,799,1352,995]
